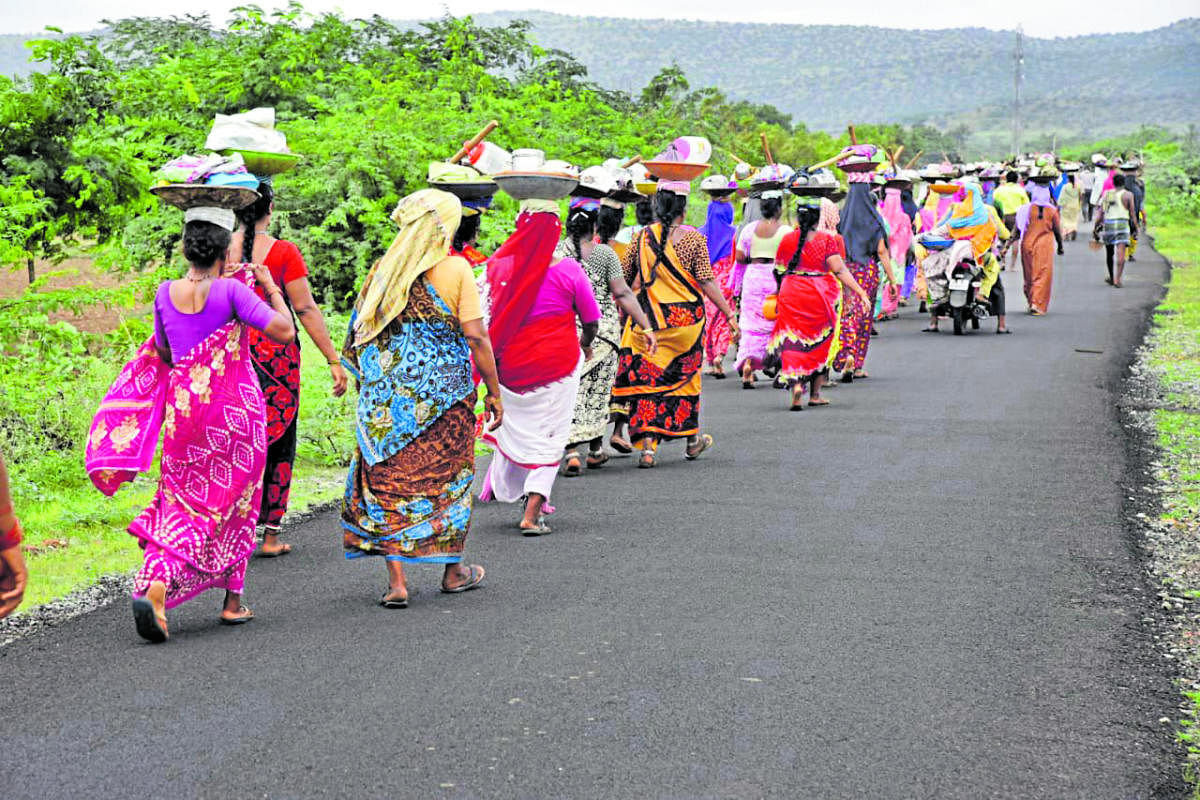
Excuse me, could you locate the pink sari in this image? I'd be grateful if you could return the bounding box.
[86,322,267,608]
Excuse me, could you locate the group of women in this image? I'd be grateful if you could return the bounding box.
[53,144,1116,642]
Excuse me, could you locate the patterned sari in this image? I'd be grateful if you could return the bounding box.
[86,322,267,609]
[341,278,476,563]
[613,224,707,440]
[248,313,300,530]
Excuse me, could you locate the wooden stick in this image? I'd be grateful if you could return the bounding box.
[621,155,643,168]
[450,120,499,164]
[891,145,904,169]
[904,150,923,170]
[807,152,843,171]
[760,132,774,166]
[848,125,858,145]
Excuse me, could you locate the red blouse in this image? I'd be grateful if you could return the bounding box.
[252,240,309,302]
[775,230,845,274]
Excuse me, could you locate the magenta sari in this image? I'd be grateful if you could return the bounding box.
[86,321,267,609]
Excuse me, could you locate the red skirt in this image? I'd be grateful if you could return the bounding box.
[768,272,839,384]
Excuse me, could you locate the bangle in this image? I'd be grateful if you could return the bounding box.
[327,359,339,367]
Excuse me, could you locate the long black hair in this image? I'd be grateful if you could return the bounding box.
[565,205,597,259]
[453,213,481,252]
[183,221,232,270]
[597,204,624,245]
[235,181,274,263]
[645,189,688,285]
[787,202,823,271]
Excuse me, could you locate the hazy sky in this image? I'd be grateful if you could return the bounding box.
[1,0,1195,38]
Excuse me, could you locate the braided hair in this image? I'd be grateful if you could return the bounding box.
[787,202,823,271]
[565,204,598,259]
[645,189,688,285]
[235,181,274,263]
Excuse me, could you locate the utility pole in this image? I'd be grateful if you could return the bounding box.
[1012,25,1024,156]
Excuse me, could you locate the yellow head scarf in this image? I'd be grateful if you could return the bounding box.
[352,189,462,347]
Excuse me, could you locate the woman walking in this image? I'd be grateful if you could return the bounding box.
[228,182,348,558]
[732,190,791,388]
[612,181,740,468]
[560,199,657,476]
[479,200,600,535]
[1018,182,1064,315]
[87,201,295,642]
[698,178,738,378]
[832,178,895,382]
[341,189,502,607]
[769,198,870,410]
[1094,173,1138,288]
[1057,173,1081,241]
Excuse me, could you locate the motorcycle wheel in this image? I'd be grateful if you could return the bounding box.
[952,308,966,336]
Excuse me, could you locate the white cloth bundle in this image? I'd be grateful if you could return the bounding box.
[205,107,289,153]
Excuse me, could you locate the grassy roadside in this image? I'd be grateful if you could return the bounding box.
[17,317,356,609]
[1139,222,1200,792]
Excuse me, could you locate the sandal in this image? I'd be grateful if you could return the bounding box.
[637,449,657,469]
[685,433,714,461]
[561,452,582,477]
[809,398,831,407]
[840,372,854,383]
[609,435,633,454]
[379,589,409,609]
[586,450,609,469]
[520,517,552,536]
[442,564,485,593]
[712,369,727,380]
[131,596,169,643]
[219,605,255,625]
[921,326,939,333]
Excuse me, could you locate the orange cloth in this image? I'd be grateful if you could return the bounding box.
[1020,205,1061,313]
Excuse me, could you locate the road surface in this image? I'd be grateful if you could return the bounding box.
[0,237,1183,798]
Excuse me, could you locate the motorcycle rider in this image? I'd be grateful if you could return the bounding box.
[922,179,1010,334]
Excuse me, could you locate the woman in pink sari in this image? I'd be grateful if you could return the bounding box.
[87,205,294,643]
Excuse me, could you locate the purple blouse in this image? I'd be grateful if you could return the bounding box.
[528,257,602,324]
[153,279,275,363]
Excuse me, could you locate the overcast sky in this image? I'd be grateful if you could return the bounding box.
[2,0,1195,38]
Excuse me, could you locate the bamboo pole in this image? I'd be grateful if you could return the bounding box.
[621,155,643,168]
[760,132,774,166]
[848,125,858,145]
[904,150,924,170]
[450,120,499,164]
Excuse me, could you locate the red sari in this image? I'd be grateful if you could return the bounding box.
[769,231,844,385]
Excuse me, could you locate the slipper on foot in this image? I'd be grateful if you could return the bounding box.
[380,591,409,609]
[219,606,255,625]
[442,564,485,593]
[132,596,168,643]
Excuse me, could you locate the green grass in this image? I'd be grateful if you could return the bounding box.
[17,315,356,609]
[1145,220,1200,794]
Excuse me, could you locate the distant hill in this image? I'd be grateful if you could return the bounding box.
[5,12,1196,146]
[468,11,1200,142]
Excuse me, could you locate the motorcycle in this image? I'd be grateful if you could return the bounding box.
[917,235,990,335]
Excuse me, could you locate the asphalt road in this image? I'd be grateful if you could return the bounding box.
[1,236,1184,799]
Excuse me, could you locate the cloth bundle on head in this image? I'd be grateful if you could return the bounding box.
[353,189,461,347]
[657,179,691,196]
[838,183,888,263]
[699,199,736,265]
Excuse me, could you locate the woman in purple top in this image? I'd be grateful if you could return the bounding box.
[87,206,294,643]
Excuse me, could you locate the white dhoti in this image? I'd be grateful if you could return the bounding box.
[481,363,581,503]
